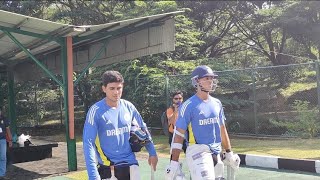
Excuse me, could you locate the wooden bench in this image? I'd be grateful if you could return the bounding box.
[9,139,58,164]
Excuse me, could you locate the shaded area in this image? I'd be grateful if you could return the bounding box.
[5,141,86,180]
[6,165,52,180]
[9,138,58,163]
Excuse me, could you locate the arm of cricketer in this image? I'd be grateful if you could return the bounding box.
[165,127,186,180]
[221,125,240,170]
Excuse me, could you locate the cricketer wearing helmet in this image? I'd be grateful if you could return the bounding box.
[83,70,158,180]
[165,65,240,180]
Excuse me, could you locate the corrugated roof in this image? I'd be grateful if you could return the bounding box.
[0,10,182,65]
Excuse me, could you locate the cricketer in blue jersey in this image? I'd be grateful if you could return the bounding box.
[83,70,158,180]
[165,65,240,180]
[177,94,225,154]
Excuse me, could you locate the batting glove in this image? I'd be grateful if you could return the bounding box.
[165,161,181,180]
[224,152,241,171]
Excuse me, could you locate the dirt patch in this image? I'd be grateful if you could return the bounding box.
[6,141,86,180]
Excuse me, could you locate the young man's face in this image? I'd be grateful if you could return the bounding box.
[173,94,183,105]
[102,82,123,103]
[197,76,218,92]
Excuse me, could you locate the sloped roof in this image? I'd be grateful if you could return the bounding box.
[0,10,182,65]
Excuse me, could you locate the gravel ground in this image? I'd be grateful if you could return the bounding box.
[4,135,150,180]
[5,137,86,180]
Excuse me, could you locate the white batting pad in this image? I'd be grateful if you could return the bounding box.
[186,144,215,180]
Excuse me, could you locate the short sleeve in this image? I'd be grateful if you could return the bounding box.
[219,102,226,125]
[5,118,10,127]
[175,102,192,130]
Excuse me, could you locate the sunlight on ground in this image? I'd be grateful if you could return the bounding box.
[231,138,320,160]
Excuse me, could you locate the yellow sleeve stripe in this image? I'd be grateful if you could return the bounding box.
[188,124,196,145]
[95,137,111,166]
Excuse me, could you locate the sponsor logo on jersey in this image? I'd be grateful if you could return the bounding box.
[124,113,131,122]
[106,126,129,136]
[199,110,205,115]
[199,117,218,125]
[102,113,112,124]
[105,119,112,124]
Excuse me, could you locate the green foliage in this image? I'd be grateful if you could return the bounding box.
[0,1,50,18]
[271,100,320,138]
[279,82,317,98]
[162,60,196,75]
[14,79,62,127]
[123,1,178,17]
[2,1,320,133]
[172,14,204,60]
[281,1,320,47]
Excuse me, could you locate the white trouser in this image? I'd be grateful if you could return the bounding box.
[129,165,141,180]
[106,165,141,180]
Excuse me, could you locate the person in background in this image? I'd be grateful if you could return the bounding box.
[83,70,158,180]
[0,107,12,179]
[166,91,186,153]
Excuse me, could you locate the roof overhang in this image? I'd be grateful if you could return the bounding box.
[0,10,182,67]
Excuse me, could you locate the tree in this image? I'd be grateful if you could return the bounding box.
[234,1,293,66]
[176,1,244,58]
[0,1,49,18]
[280,1,320,60]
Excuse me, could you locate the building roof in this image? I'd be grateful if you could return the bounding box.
[0,10,182,66]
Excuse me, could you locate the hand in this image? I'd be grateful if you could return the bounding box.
[172,104,179,111]
[8,141,13,148]
[148,155,158,171]
[224,151,241,171]
[165,160,180,180]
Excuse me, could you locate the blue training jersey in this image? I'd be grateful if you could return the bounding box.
[83,98,156,179]
[175,95,226,154]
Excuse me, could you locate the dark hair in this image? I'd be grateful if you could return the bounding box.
[171,90,183,98]
[102,70,124,86]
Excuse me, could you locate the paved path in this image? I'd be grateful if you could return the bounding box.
[6,140,86,180]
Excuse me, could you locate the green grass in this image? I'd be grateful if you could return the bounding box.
[83,134,320,160]
[142,135,320,160]
[230,137,320,160]
[279,82,317,98]
[48,132,320,160]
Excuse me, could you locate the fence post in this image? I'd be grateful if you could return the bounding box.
[34,84,37,126]
[0,73,3,107]
[251,68,258,135]
[165,75,170,107]
[59,88,63,125]
[316,61,320,113]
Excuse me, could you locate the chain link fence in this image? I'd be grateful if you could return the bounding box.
[136,62,320,137]
[7,62,320,138]
[13,80,85,128]
[15,80,63,127]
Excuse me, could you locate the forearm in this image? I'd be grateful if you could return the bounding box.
[221,125,231,151]
[167,111,178,124]
[170,132,184,161]
[83,119,99,179]
[6,128,12,141]
[83,138,100,179]
[145,142,157,156]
